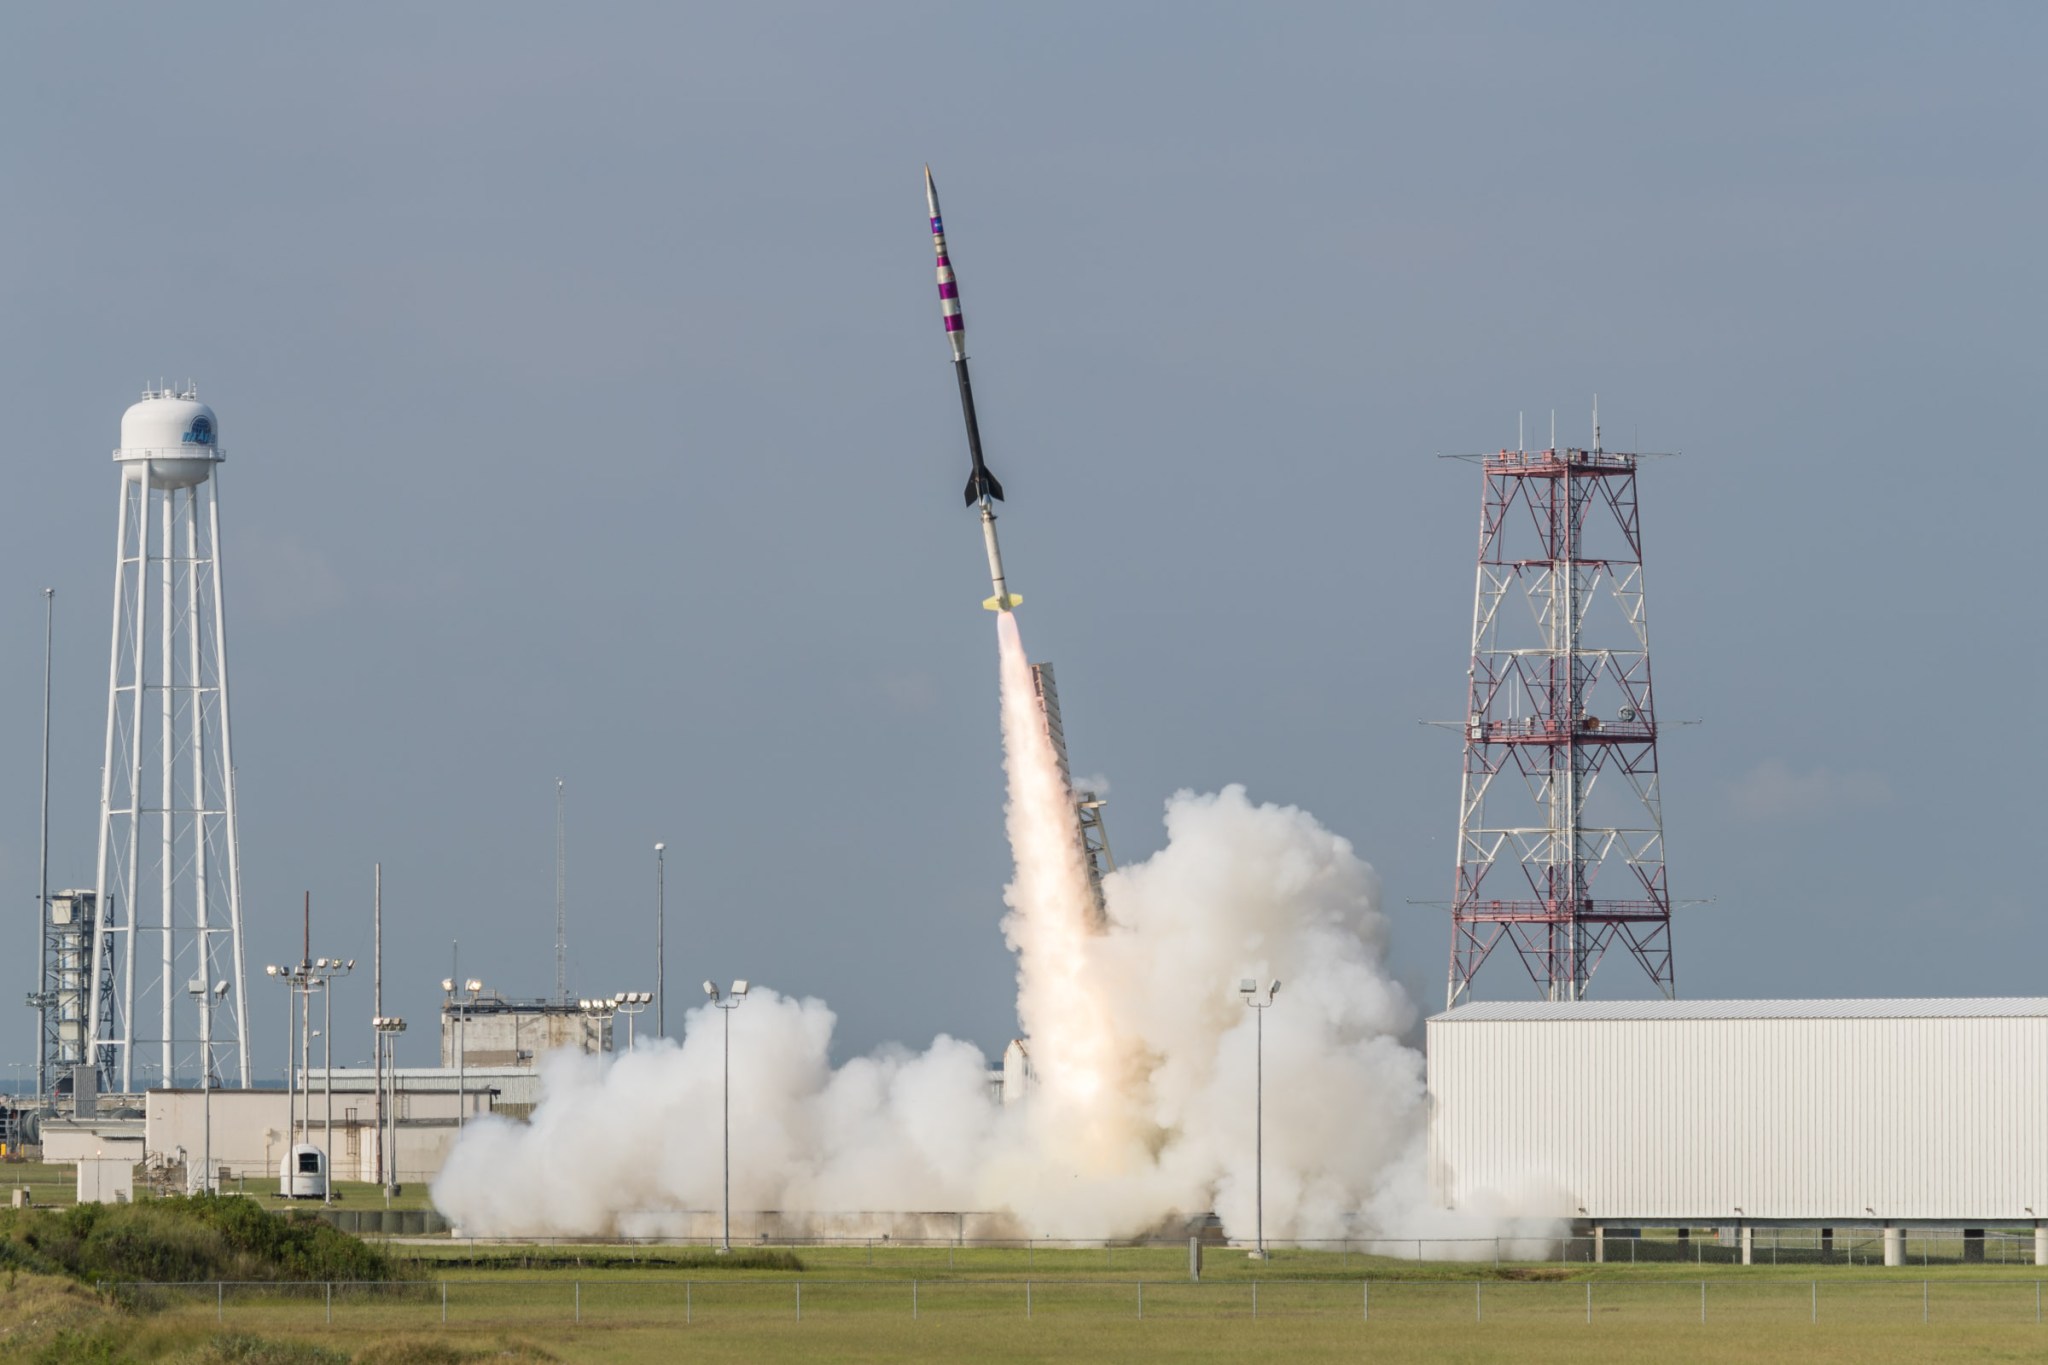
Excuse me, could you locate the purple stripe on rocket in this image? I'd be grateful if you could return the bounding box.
[944,316,964,332]
[938,282,958,299]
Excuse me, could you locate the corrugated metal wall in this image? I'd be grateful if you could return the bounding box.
[1428,1013,2048,1220]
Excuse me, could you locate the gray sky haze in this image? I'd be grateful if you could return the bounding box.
[2,3,2041,1078]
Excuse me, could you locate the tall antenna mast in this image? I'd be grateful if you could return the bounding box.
[34,589,53,1098]
[554,779,566,1003]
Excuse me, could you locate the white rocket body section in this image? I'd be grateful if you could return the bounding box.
[979,502,1022,612]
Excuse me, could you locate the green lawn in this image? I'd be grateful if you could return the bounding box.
[100,1268,2048,1363]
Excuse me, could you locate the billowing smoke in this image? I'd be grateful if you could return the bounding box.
[432,617,1555,1244]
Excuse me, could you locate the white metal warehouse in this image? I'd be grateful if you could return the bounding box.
[1428,999,2048,1245]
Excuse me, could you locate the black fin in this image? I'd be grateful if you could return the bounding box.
[964,467,1006,506]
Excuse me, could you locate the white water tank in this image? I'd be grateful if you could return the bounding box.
[116,387,222,489]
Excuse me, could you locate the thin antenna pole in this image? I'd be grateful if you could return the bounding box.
[655,843,666,1037]
[1593,394,1601,453]
[372,863,382,1187]
[35,588,53,1099]
[555,779,566,1003]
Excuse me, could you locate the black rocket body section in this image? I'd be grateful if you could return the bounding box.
[954,359,1004,506]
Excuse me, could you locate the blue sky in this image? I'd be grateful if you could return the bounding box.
[1,3,2041,1075]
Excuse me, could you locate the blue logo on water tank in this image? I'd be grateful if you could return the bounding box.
[183,416,215,446]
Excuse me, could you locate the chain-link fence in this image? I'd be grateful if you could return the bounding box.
[382,1230,2048,1269]
[104,1276,2048,1327]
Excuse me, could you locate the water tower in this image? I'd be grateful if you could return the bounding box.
[86,385,251,1091]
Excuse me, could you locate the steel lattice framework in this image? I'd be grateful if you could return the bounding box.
[1447,435,1673,1007]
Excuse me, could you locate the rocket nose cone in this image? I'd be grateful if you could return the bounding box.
[924,165,940,217]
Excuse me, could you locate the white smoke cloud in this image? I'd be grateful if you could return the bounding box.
[432,615,1558,1245]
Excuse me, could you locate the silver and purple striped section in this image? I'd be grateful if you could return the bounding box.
[927,168,967,360]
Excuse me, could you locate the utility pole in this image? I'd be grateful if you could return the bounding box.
[555,780,567,1003]
[34,589,53,1099]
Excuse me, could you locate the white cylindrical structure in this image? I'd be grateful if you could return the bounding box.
[1884,1227,1905,1267]
[86,386,250,1093]
[283,1142,327,1200]
[117,393,220,488]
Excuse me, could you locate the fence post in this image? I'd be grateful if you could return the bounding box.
[685,1281,691,1325]
[1923,1280,1928,1323]
[1475,1280,1482,1321]
[326,1282,332,1325]
[441,1280,446,1324]
[1700,1280,1706,1323]
[1586,1281,1591,1324]
[217,1282,223,1323]
[1137,1281,1144,1319]
[913,1279,919,1320]
[795,1281,801,1322]
[1026,1280,1032,1318]
[1252,1281,1258,1319]
[575,1280,581,1324]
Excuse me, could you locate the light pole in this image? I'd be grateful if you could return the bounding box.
[1239,977,1281,1261]
[443,975,483,1131]
[704,979,750,1254]
[578,996,616,1053]
[316,959,354,1203]
[265,964,294,1177]
[373,1016,406,1203]
[186,980,229,1192]
[615,992,651,1049]
[654,843,666,1037]
[265,954,352,1199]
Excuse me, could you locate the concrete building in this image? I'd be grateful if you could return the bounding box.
[441,996,609,1067]
[1429,998,2048,1264]
[140,1071,506,1189]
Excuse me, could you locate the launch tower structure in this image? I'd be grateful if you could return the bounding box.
[87,385,251,1091]
[1446,418,1674,1007]
[1030,663,1114,928]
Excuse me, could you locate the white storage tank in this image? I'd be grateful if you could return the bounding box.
[1428,998,2048,1224]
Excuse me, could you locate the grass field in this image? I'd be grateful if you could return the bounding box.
[74,1249,2048,1362]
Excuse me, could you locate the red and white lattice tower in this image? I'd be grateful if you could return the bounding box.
[1447,416,1674,1007]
